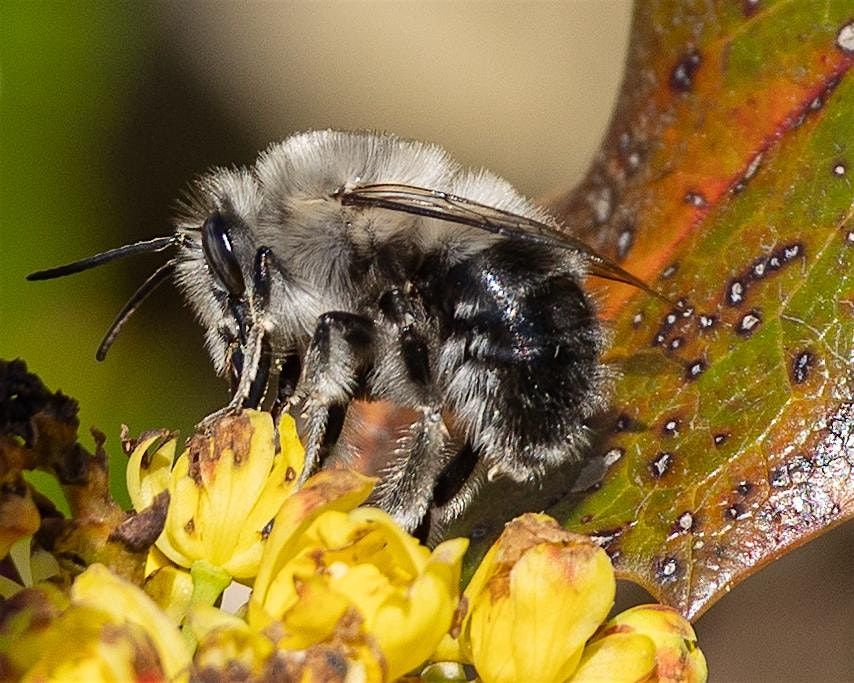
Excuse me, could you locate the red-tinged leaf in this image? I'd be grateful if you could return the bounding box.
[543,0,853,619]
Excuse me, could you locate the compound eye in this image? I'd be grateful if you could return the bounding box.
[201,212,245,297]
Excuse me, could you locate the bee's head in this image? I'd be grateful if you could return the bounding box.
[28,165,274,407]
[173,169,276,405]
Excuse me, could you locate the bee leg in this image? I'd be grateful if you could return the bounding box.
[295,311,374,484]
[224,325,268,410]
[196,325,268,432]
[368,287,452,531]
[370,407,455,532]
[270,352,302,424]
[268,353,301,454]
[242,337,272,409]
[426,453,489,546]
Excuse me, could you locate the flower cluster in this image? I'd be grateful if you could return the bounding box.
[0,400,706,681]
[435,514,707,683]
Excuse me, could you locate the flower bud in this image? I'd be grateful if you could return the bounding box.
[17,607,169,683]
[71,563,192,680]
[0,583,69,678]
[567,632,656,682]
[597,604,708,683]
[461,513,616,683]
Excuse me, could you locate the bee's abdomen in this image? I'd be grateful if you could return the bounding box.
[435,240,608,474]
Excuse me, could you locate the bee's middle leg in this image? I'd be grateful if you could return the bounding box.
[295,311,374,483]
[368,287,453,531]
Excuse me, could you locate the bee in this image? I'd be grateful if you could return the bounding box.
[29,130,659,538]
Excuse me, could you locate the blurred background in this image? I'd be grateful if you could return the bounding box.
[1,2,850,680]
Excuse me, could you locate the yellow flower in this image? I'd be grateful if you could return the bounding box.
[17,607,169,683]
[455,513,616,683]
[0,582,69,679]
[127,410,304,581]
[594,604,708,683]
[249,469,468,681]
[4,564,191,682]
[188,604,278,680]
[143,564,195,625]
[190,603,384,682]
[71,564,192,679]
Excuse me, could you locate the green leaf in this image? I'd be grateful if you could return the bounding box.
[548,0,853,619]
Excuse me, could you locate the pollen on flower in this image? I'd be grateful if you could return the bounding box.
[328,560,349,578]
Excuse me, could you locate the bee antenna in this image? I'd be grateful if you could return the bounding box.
[96,258,177,361]
[27,236,178,281]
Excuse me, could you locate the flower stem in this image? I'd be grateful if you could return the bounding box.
[189,560,232,608]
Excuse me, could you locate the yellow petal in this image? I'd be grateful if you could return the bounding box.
[144,564,194,625]
[568,632,657,683]
[250,468,376,625]
[159,455,197,567]
[233,415,304,564]
[601,605,708,683]
[126,430,175,512]
[72,563,191,680]
[144,544,173,577]
[372,537,468,681]
[185,602,248,642]
[258,552,315,626]
[348,507,432,576]
[469,580,521,683]
[329,562,397,626]
[277,572,353,649]
[512,542,614,676]
[432,632,467,666]
[20,606,169,683]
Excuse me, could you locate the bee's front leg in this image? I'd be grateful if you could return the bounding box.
[197,325,270,432]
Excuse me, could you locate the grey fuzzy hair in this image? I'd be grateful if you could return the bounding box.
[171,130,579,375]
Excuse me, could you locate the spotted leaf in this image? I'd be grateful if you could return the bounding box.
[545,0,853,619]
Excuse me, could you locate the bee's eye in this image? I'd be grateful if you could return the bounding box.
[202,212,245,297]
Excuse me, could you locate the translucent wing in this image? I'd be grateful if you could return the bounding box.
[337,183,668,302]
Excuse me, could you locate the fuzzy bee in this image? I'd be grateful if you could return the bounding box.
[29,130,658,538]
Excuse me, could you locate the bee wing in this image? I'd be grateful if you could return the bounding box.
[338,183,668,302]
